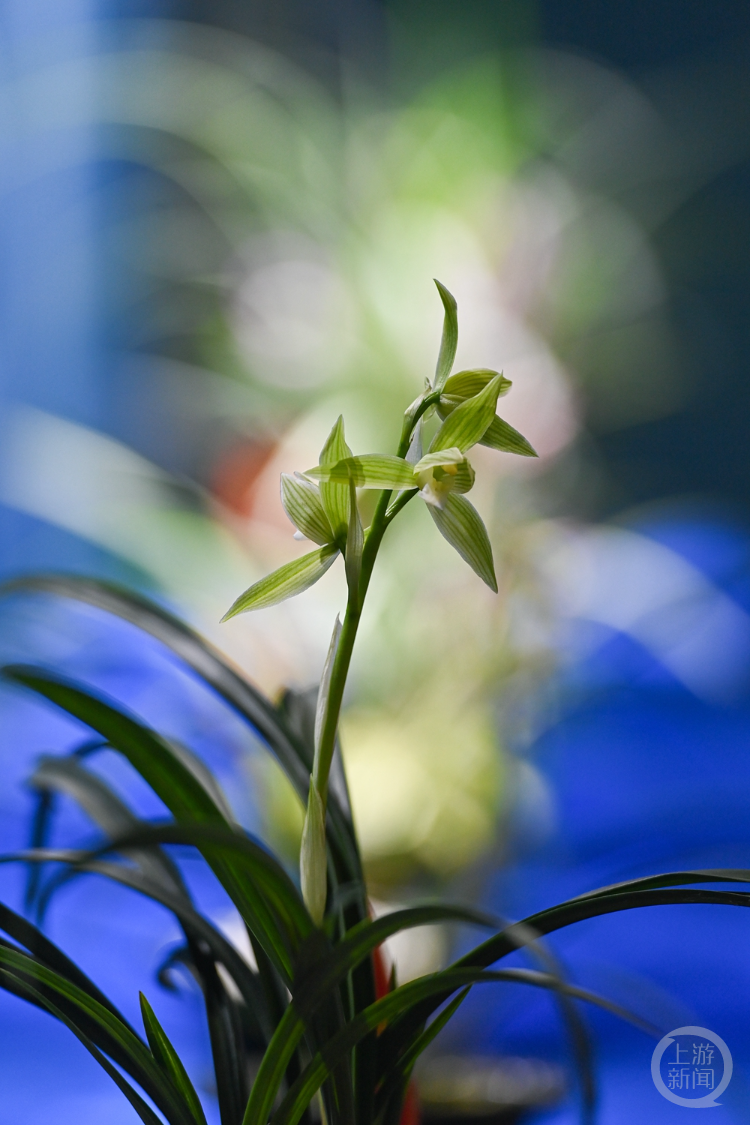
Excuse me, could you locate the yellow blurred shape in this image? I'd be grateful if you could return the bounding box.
[340,701,503,888]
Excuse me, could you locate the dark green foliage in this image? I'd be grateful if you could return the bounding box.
[0,576,747,1125]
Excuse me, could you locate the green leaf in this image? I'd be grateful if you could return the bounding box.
[0,575,367,926]
[292,903,496,1024]
[11,845,271,1038]
[429,374,505,454]
[242,1003,304,1125]
[383,880,750,1120]
[480,415,538,457]
[300,779,327,926]
[367,987,470,1125]
[272,967,646,1125]
[0,899,136,1031]
[1,670,312,982]
[4,672,231,829]
[427,494,497,592]
[432,280,458,393]
[140,993,208,1125]
[0,943,197,1125]
[29,753,189,901]
[2,973,165,1125]
[305,455,416,490]
[281,475,335,546]
[241,904,493,1125]
[318,416,352,539]
[221,545,339,620]
[345,476,363,596]
[395,987,469,1076]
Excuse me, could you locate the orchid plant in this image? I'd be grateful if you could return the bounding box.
[220,280,536,923]
[0,283,747,1125]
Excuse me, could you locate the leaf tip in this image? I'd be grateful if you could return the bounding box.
[433,278,457,310]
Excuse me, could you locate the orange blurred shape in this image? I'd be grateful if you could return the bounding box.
[211,437,277,517]
[371,941,421,1125]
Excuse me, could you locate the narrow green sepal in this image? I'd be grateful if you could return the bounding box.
[318,416,352,539]
[406,417,424,465]
[432,280,458,393]
[281,474,336,545]
[427,493,498,591]
[480,416,538,457]
[429,374,505,454]
[413,448,464,474]
[442,368,511,402]
[313,615,342,780]
[300,778,327,926]
[305,455,416,490]
[139,993,208,1125]
[221,544,339,619]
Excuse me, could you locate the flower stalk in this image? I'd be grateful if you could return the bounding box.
[221,279,538,923]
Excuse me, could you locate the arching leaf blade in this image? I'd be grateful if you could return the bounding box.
[1,670,309,980]
[273,968,650,1125]
[0,943,195,1125]
[292,904,495,1022]
[0,574,366,922]
[29,753,189,902]
[0,972,164,1125]
[4,846,271,1040]
[379,883,750,1075]
[141,993,208,1125]
[0,900,135,1030]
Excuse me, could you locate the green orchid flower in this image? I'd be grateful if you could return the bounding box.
[222,280,538,620]
[221,280,538,922]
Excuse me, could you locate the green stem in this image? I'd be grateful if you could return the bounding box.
[312,495,385,803]
[312,396,433,804]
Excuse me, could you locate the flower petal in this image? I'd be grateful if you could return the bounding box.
[480,416,538,457]
[318,416,352,540]
[305,455,416,490]
[427,493,497,591]
[432,280,458,393]
[221,544,340,619]
[442,368,511,401]
[429,373,506,454]
[281,474,335,546]
[413,447,465,474]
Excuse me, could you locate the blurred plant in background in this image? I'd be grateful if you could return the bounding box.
[0,19,685,908]
[5,9,750,1121]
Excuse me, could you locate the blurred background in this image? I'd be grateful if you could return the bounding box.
[2,0,750,1121]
